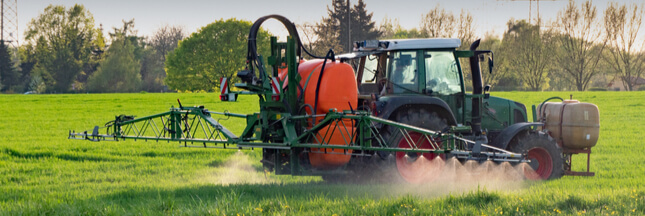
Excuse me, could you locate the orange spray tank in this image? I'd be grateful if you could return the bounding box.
[279,59,358,169]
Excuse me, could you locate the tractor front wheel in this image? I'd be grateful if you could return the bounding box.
[510,132,564,180]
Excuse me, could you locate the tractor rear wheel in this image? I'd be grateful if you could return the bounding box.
[510,132,564,180]
[380,107,449,183]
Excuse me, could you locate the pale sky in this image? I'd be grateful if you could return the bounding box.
[14,0,644,45]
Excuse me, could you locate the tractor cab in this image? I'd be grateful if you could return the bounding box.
[339,39,465,97]
[338,38,527,142]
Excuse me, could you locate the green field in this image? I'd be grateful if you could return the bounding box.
[1,91,644,215]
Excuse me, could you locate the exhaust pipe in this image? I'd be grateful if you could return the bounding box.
[469,39,483,135]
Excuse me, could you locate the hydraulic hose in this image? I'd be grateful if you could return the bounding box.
[247,15,302,78]
[246,15,338,108]
[313,49,335,120]
[246,14,332,77]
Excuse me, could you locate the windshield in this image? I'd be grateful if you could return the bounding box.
[424,51,461,95]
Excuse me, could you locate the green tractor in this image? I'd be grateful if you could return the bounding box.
[340,38,594,180]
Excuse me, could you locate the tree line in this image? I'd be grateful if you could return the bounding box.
[0,0,643,93]
[0,5,184,94]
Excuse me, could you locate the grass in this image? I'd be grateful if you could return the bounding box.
[1,91,644,215]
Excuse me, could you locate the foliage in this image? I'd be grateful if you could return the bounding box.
[0,41,17,92]
[309,19,343,56]
[420,6,475,48]
[149,25,184,63]
[393,28,425,39]
[603,2,645,91]
[24,4,102,92]
[420,6,455,38]
[307,0,381,55]
[87,38,141,92]
[1,91,644,215]
[378,16,400,39]
[165,19,270,92]
[478,34,507,88]
[501,20,554,91]
[350,0,380,49]
[552,0,606,91]
[298,22,342,57]
[139,47,166,92]
[589,87,608,91]
[142,25,185,92]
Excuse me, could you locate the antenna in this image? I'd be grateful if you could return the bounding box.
[1,0,18,49]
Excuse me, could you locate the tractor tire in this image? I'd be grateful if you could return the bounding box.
[379,107,449,157]
[510,131,564,180]
[378,106,450,183]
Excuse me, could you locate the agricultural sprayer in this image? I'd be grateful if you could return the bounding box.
[69,15,600,183]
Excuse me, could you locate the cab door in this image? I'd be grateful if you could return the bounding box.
[421,50,466,123]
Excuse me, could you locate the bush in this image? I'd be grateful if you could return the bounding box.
[638,86,645,91]
[589,87,607,91]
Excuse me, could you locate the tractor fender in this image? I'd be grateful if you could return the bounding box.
[375,95,457,126]
[489,122,544,150]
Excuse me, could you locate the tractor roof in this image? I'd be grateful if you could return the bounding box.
[337,38,463,61]
[353,38,462,52]
[383,38,461,50]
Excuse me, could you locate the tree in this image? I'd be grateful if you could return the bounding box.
[502,19,554,91]
[149,25,184,63]
[456,10,476,48]
[87,38,141,92]
[351,0,380,46]
[25,4,100,92]
[110,19,146,61]
[325,0,351,53]
[141,25,184,92]
[603,2,645,91]
[165,19,271,92]
[309,19,344,56]
[76,24,107,91]
[378,16,400,39]
[420,6,475,48]
[420,6,455,38]
[478,34,508,88]
[315,0,381,53]
[552,0,606,91]
[0,41,18,92]
[392,28,426,39]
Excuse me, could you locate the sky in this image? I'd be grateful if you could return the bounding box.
[12,0,644,45]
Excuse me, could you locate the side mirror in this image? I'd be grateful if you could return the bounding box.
[488,57,494,74]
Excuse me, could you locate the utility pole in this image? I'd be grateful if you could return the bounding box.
[347,0,351,52]
[1,0,19,48]
[496,0,563,25]
[1,0,4,43]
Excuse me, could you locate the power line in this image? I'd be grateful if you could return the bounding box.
[496,0,565,25]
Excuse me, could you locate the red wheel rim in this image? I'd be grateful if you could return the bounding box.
[525,147,553,180]
[395,132,444,183]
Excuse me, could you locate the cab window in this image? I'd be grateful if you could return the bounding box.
[424,51,461,95]
[360,55,379,83]
[387,51,417,93]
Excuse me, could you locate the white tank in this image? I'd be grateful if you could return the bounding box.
[539,99,600,149]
